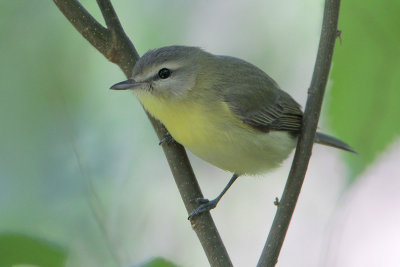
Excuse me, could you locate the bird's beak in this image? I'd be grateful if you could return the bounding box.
[110,79,141,90]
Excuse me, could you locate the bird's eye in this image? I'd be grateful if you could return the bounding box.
[158,68,171,79]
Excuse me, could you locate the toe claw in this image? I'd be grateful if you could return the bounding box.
[188,199,218,220]
[194,198,209,204]
[159,132,176,146]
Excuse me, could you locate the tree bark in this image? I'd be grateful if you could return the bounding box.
[257,0,341,266]
[53,1,232,266]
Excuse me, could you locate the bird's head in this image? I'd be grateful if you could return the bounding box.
[111,46,213,100]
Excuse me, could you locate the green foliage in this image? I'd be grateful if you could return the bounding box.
[328,0,400,180]
[139,257,179,267]
[0,233,66,267]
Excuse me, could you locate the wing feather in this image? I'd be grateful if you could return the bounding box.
[238,96,303,133]
[216,57,303,133]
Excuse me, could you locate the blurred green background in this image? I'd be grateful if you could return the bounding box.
[0,1,399,267]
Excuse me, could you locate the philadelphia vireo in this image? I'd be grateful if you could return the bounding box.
[110,46,354,218]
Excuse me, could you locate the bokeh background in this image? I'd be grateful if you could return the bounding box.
[1,0,399,266]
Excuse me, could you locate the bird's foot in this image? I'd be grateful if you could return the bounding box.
[158,132,176,145]
[188,198,218,220]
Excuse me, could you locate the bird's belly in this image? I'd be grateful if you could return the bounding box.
[137,95,296,175]
[180,128,296,175]
[165,110,296,175]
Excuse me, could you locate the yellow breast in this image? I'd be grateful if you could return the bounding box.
[137,93,296,175]
[138,93,220,146]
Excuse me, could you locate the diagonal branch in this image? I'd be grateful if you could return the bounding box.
[257,0,341,266]
[53,1,231,266]
[54,0,111,60]
[149,120,232,267]
[95,0,139,76]
[96,0,124,31]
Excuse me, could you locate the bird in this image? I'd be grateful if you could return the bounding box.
[110,45,354,219]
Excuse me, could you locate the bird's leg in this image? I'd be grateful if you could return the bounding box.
[188,173,240,219]
[158,132,176,145]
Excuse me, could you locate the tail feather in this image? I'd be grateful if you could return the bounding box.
[314,132,357,154]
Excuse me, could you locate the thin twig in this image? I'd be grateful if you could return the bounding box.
[96,0,123,31]
[53,0,111,57]
[95,0,139,76]
[257,0,341,266]
[53,1,232,266]
[57,89,121,266]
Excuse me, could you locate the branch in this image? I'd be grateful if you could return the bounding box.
[53,1,231,266]
[95,0,139,76]
[149,120,232,266]
[53,0,111,62]
[257,0,341,266]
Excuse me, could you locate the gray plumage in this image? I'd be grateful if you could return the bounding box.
[125,46,355,154]
[214,55,303,133]
[111,45,355,217]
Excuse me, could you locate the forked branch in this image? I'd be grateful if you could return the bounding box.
[53,0,231,266]
[53,0,341,265]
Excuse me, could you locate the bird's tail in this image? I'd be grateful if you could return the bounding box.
[314,132,357,153]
